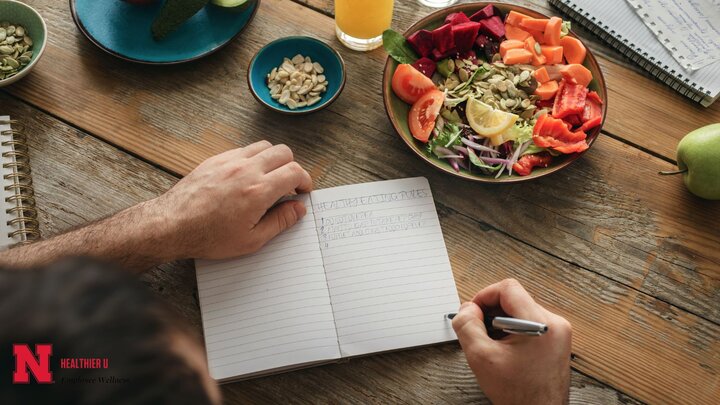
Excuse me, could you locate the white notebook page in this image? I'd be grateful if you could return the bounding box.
[567,0,720,100]
[195,194,340,381]
[311,177,459,357]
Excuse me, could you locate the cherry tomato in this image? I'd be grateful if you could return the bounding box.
[391,64,436,105]
[408,90,444,142]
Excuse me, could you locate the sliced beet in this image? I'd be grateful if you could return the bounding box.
[478,37,499,61]
[431,47,458,61]
[451,21,481,51]
[458,50,478,61]
[412,57,436,78]
[474,34,492,49]
[406,29,434,57]
[432,23,455,54]
[469,5,498,21]
[479,16,505,41]
[445,12,471,26]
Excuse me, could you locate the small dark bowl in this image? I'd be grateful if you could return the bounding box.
[247,36,346,115]
[382,2,608,183]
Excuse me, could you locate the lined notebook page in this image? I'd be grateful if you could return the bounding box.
[195,194,340,380]
[311,177,460,357]
[555,0,720,103]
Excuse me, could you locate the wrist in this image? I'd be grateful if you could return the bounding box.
[124,198,184,264]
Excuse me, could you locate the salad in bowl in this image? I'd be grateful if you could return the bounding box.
[382,3,606,181]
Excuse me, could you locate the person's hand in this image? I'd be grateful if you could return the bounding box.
[150,141,312,260]
[452,279,572,405]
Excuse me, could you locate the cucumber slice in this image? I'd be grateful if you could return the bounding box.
[210,0,248,7]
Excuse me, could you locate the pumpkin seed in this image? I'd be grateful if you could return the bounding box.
[458,68,469,82]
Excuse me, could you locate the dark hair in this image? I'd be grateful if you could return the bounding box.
[0,258,213,405]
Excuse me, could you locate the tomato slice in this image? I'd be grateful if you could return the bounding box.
[409,90,444,142]
[392,64,437,105]
[580,94,603,131]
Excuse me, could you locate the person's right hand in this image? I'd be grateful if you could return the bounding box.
[452,279,572,405]
[149,141,312,260]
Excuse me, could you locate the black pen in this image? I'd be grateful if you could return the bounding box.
[445,314,548,336]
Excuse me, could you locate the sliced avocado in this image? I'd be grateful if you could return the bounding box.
[151,0,210,41]
[211,0,248,7]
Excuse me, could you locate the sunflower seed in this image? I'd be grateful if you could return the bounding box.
[266,54,329,108]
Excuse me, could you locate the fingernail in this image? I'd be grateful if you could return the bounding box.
[294,202,307,218]
[459,301,472,310]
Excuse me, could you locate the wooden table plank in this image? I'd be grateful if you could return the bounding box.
[296,0,720,160]
[2,94,644,404]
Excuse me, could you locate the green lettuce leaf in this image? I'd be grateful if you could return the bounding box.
[382,29,418,64]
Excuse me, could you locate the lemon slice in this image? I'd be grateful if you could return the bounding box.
[466,98,519,137]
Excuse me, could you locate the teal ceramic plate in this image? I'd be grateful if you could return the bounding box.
[247,36,346,114]
[70,0,259,64]
[382,2,607,183]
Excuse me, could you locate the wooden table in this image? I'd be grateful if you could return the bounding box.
[3,0,719,403]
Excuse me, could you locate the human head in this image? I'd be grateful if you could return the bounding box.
[0,258,220,404]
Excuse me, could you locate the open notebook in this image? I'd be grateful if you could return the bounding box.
[195,177,460,381]
[550,0,720,106]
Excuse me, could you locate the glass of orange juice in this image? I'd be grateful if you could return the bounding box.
[335,0,394,51]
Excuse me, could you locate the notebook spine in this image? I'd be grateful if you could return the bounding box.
[549,0,709,104]
[0,119,40,244]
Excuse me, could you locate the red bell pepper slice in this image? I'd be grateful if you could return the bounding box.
[512,153,553,176]
[579,92,602,132]
[532,114,589,154]
[552,79,588,119]
[587,90,603,104]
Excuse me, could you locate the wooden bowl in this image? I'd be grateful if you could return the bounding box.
[382,2,607,183]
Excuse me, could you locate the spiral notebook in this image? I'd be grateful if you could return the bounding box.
[549,0,720,107]
[195,177,460,382]
[0,116,40,250]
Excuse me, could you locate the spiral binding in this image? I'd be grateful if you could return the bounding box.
[549,0,710,104]
[0,119,40,244]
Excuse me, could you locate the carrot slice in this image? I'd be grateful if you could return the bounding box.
[533,66,551,83]
[505,25,531,41]
[544,17,562,46]
[561,64,593,87]
[540,45,564,64]
[519,18,549,32]
[524,37,546,65]
[527,28,545,43]
[503,48,533,64]
[535,80,559,100]
[500,39,525,57]
[560,36,587,64]
[505,10,531,26]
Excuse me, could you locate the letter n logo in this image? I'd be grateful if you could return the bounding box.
[12,344,53,384]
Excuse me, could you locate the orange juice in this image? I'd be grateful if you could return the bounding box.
[335,0,394,51]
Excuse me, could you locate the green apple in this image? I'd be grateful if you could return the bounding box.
[661,123,720,200]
